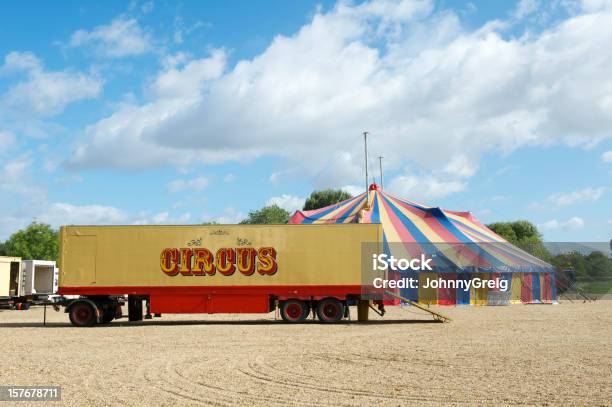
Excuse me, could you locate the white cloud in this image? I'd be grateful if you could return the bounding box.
[0,131,15,151]
[388,173,466,201]
[0,156,44,197]
[152,212,169,224]
[0,51,40,73]
[547,187,605,207]
[131,211,192,225]
[266,194,306,212]
[602,150,612,162]
[513,0,540,19]
[539,216,585,231]
[581,0,612,12]
[442,154,479,178]
[341,184,366,196]
[67,0,612,196]
[148,49,226,99]
[1,51,102,117]
[68,50,226,170]
[69,17,151,58]
[1,156,30,183]
[166,176,209,193]
[223,173,236,182]
[38,203,128,226]
[203,207,245,224]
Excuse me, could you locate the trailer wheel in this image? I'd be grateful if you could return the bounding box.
[69,302,97,327]
[316,298,344,323]
[280,300,309,323]
[101,308,115,324]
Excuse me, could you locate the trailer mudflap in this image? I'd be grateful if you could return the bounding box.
[150,294,270,314]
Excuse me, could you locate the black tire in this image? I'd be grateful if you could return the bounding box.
[101,308,115,324]
[280,299,309,323]
[69,301,97,327]
[316,298,344,323]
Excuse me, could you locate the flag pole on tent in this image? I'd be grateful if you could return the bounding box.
[363,131,369,194]
[378,155,384,190]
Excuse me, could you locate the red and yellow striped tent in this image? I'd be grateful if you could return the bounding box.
[289,184,555,305]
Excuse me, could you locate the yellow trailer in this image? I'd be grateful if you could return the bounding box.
[59,224,382,326]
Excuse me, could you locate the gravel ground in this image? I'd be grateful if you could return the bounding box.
[0,301,610,406]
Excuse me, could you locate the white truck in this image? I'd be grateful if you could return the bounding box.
[0,256,59,308]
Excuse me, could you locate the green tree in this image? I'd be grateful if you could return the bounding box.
[510,220,541,242]
[487,220,550,261]
[486,222,518,243]
[584,251,612,277]
[240,205,290,224]
[2,221,59,261]
[550,252,587,276]
[303,189,352,211]
[0,241,6,256]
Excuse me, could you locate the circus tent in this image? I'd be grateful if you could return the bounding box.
[289,184,556,305]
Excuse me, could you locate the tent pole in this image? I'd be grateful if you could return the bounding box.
[378,156,384,190]
[363,131,369,194]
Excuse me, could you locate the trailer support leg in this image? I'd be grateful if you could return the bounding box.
[357,300,369,322]
[128,296,143,322]
[145,299,152,320]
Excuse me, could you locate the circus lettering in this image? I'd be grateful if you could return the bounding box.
[160,246,278,276]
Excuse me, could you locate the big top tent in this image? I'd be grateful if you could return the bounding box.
[289,184,556,305]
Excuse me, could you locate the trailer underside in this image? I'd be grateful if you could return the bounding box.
[57,285,382,327]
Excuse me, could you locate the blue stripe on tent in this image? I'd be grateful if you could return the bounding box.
[300,194,365,224]
[337,196,366,223]
[532,272,541,302]
[502,273,512,290]
[399,270,419,302]
[381,194,430,242]
[450,218,552,271]
[370,194,381,224]
[424,207,474,243]
[551,272,557,302]
[502,272,512,304]
[425,208,512,271]
[456,272,471,304]
[383,234,391,256]
[391,195,429,211]
[384,196,506,272]
[380,195,457,272]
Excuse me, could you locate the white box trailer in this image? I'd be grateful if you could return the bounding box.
[0,256,22,298]
[19,260,58,297]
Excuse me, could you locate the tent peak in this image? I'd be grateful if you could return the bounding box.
[368,183,379,191]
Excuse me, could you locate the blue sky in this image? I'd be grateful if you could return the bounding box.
[0,0,610,241]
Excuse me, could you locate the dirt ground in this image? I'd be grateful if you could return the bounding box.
[0,302,610,406]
